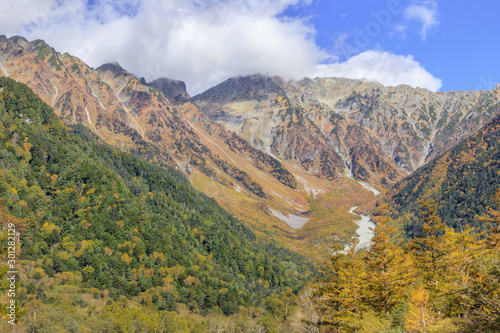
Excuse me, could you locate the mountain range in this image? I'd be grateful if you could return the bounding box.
[2,35,500,256]
[2,35,500,332]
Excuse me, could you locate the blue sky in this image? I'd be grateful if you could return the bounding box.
[0,0,498,94]
[288,0,500,92]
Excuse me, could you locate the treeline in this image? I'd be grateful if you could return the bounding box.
[311,200,500,333]
[211,154,266,197]
[0,77,315,330]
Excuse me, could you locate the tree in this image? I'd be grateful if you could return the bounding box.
[436,224,484,320]
[317,242,367,332]
[364,205,415,315]
[408,201,448,297]
[405,285,434,333]
[296,287,322,333]
[464,189,500,330]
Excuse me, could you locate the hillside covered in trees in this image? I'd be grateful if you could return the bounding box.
[0,77,316,331]
[312,201,500,332]
[383,110,500,238]
[1,76,500,332]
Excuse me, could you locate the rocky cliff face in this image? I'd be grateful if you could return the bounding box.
[193,75,500,186]
[5,36,496,192]
[145,77,191,105]
[0,36,148,150]
[0,36,302,201]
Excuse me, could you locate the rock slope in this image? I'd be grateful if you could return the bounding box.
[193,75,500,186]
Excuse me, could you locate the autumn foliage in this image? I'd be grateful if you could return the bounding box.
[314,200,500,332]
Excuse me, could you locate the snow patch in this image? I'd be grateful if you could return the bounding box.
[270,209,309,229]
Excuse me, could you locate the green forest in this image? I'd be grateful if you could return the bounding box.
[0,77,315,331]
[387,110,500,238]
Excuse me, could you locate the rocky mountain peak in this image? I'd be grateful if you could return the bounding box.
[0,36,30,53]
[0,36,59,61]
[2,35,500,194]
[146,77,190,105]
[193,74,286,104]
[6,35,29,46]
[96,62,130,77]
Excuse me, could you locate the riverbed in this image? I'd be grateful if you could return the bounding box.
[348,206,375,251]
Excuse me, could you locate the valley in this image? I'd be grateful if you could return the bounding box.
[3,36,498,258]
[347,206,375,251]
[0,35,499,332]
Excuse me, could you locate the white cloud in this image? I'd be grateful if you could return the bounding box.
[404,0,439,41]
[390,24,408,40]
[313,51,442,91]
[0,0,441,94]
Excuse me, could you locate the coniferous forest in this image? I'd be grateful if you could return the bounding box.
[315,201,500,332]
[387,110,500,238]
[0,78,499,332]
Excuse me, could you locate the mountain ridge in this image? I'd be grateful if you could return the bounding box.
[381,110,500,236]
[2,35,500,259]
[193,74,500,182]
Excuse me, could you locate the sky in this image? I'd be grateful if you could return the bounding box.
[0,0,499,95]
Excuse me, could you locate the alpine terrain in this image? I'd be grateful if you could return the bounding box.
[0,35,499,332]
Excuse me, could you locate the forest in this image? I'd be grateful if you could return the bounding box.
[312,201,500,332]
[387,110,500,238]
[0,77,315,331]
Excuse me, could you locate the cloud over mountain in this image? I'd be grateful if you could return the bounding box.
[314,51,442,91]
[0,0,442,94]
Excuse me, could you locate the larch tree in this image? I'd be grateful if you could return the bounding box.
[317,241,368,332]
[364,204,415,316]
[408,201,448,299]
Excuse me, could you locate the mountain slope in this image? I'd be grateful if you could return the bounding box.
[193,75,500,186]
[0,36,379,259]
[381,111,500,236]
[0,77,315,327]
[3,35,500,260]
